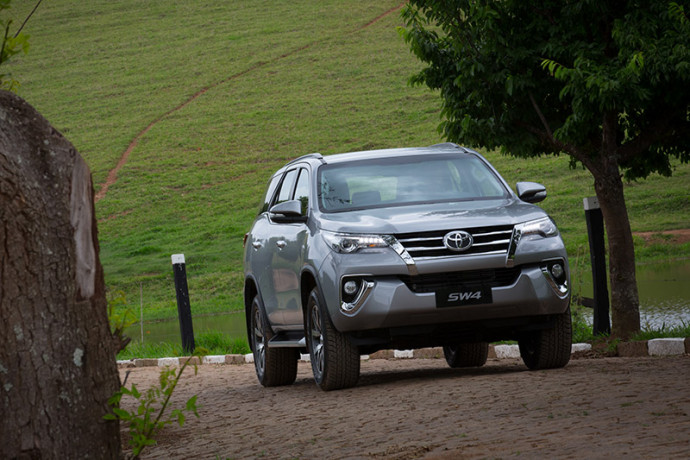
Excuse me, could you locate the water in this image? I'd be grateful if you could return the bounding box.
[126,260,690,344]
[634,261,690,329]
[575,260,690,330]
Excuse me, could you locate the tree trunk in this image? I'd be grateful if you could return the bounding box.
[591,155,641,339]
[0,91,121,458]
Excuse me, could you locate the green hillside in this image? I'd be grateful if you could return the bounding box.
[8,0,689,321]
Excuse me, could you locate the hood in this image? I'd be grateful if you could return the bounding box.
[316,199,548,234]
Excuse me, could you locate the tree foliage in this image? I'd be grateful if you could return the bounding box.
[0,0,30,92]
[400,1,689,178]
[400,0,690,338]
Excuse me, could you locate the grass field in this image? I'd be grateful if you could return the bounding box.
[7,0,690,323]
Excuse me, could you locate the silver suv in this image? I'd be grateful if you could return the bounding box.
[243,143,571,390]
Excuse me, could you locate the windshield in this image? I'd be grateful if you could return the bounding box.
[318,154,509,212]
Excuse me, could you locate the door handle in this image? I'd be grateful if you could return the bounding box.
[252,241,262,250]
[276,240,287,249]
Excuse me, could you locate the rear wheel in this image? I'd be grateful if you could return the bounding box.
[443,342,489,368]
[250,295,298,387]
[306,288,360,391]
[518,306,572,370]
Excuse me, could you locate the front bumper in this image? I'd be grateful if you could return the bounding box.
[318,249,570,334]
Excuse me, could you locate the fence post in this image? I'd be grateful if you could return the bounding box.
[171,254,195,354]
[583,197,611,336]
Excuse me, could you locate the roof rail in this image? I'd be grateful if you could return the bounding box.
[428,142,474,154]
[429,142,461,149]
[288,152,325,165]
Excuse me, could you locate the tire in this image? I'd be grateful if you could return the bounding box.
[518,306,572,370]
[250,295,298,387]
[443,342,489,368]
[306,288,360,391]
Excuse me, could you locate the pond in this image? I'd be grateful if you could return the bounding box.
[125,259,690,345]
[619,260,689,329]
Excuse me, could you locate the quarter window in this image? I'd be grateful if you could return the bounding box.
[259,175,282,214]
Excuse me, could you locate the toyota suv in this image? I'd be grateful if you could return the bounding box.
[243,143,571,390]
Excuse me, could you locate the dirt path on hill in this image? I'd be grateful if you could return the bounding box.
[119,355,690,459]
[634,229,690,245]
[95,3,405,203]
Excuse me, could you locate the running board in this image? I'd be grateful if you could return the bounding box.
[267,334,306,348]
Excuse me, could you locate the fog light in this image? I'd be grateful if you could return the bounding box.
[551,263,564,280]
[343,280,359,296]
[340,279,375,316]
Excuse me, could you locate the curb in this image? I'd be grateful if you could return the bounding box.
[617,337,690,357]
[117,338,690,369]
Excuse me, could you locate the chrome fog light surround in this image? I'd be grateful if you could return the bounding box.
[541,260,569,298]
[340,277,375,316]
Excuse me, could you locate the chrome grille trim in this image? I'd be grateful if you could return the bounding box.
[382,235,419,276]
[472,230,513,238]
[413,249,507,261]
[404,246,447,252]
[397,236,443,244]
[394,225,514,260]
[472,239,510,247]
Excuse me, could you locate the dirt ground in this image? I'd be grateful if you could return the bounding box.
[120,355,690,459]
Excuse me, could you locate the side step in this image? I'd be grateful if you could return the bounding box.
[267,332,306,348]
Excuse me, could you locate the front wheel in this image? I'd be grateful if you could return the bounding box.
[306,288,360,391]
[250,295,298,387]
[518,306,572,370]
[443,342,489,368]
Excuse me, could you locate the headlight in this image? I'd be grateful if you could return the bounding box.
[516,217,559,238]
[322,231,389,253]
[507,217,560,267]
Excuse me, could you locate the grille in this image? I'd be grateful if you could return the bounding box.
[395,225,514,259]
[400,267,521,293]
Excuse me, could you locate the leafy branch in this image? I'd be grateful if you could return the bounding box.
[107,289,136,354]
[0,0,37,92]
[104,359,200,458]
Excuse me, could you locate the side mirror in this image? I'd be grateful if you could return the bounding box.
[269,200,307,222]
[516,182,547,203]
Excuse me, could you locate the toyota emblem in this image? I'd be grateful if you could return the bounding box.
[443,230,474,252]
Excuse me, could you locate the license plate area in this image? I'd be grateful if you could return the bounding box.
[435,284,493,308]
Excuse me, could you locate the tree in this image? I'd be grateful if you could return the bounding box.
[400,1,690,338]
[0,90,121,458]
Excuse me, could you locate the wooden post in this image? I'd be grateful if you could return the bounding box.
[172,254,195,354]
[583,197,611,336]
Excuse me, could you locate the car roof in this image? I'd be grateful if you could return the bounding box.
[323,143,475,164]
[283,143,475,170]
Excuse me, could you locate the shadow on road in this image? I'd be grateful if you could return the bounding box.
[285,359,530,392]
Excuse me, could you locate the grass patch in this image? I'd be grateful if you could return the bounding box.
[117,331,250,360]
[632,322,690,341]
[9,0,690,324]
[571,304,596,344]
[571,303,689,355]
